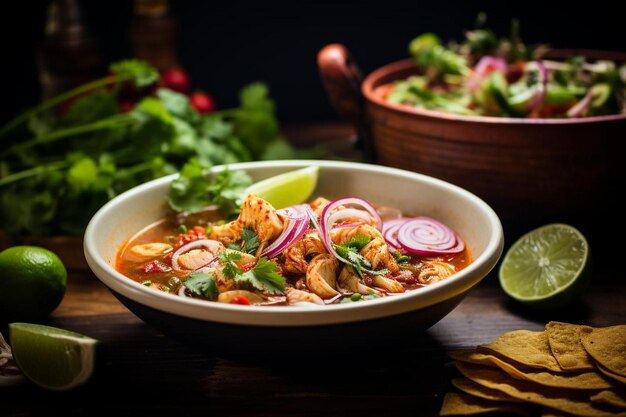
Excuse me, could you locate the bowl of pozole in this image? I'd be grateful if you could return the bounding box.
[84,160,503,350]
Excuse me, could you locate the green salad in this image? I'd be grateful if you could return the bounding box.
[386,18,626,118]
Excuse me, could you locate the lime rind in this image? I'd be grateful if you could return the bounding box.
[9,323,99,391]
[499,224,590,306]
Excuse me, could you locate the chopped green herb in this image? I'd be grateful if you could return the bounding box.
[217,250,243,279]
[240,227,260,255]
[141,280,152,286]
[183,271,218,300]
[235,257,285,295]
[178,224,188,233]
[392,250,410,263]
[333,235,390,279]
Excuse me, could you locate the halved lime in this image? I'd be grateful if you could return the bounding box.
[499,224,591,308]
[245,166,319,209]
[9,323,100,391]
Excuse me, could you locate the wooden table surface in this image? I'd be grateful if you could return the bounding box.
[1,123,625,416]
[1,268,624,416]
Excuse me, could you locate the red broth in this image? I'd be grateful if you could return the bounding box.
[116,202,472,306]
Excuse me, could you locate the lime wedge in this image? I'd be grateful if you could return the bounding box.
[9,323,100,391]
[245,166,319,209]
[499,224,591,308]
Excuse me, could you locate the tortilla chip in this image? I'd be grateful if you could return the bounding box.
[440,392,530,416]
[546,322,595,371]
[581,326,626,378]
[591,391,626,408]
[453,362,626,417]
[596,362,626,385]
[450,349,614,390]
[452,377,523,403]
[478,330,563,372]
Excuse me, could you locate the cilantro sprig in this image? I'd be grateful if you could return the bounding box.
[216,252,286,295]
[235,257,285,295]
[0,59,300,237]
[183,271,219,300]
[333,234,390,279]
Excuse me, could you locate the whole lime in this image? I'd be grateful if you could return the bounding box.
[0,246,67,320]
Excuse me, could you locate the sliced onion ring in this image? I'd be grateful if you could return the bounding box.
[396,217,464,256]
[171,239,223,272]
[320,197,382,237]
[382,218,410,249]
[566,89,593,118]
[262,204,309,258]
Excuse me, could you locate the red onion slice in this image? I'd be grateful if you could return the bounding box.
[474,56,507,77]
[382,218,410,249]
[566,89,593,118]
[396,217,464,256]
[171,239,223,272]
[467,56,508,91]
[304,204,333,254]
[262,204,309,258]
[320,197,382,236]
[526,61,548,113]
[325,208,372,229]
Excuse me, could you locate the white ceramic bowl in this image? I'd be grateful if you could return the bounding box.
[84,160,503,349]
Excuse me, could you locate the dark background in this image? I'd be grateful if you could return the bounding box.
[2,0,624,124]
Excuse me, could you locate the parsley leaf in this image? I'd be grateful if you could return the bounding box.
[183,271,218,300]
[235,257,285,295]
[240,227,260,255]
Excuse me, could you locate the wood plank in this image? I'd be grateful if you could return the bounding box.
[2,278,624,416]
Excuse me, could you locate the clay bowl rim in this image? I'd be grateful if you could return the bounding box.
[362,50,626,126]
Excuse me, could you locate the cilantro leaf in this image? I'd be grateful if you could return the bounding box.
[345,234,371,251]
[156,88,199,123]
[392,250,410,263]
[235,257,285,295]
[233,83,280,158]
[60,91,119,127]
[66,157,99,192]
[240,227,260,255]
[167,161,252,216]
[109,59,159,87]
[333,235,390,279]
[183,271,218,300]
[166,158,211,212]
[217,250,243,279]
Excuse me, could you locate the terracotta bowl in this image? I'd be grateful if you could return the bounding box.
[84,160,503,351]
[318,45,626,251]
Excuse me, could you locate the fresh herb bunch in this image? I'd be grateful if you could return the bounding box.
[388,16,626,118]
[0,60,297,236]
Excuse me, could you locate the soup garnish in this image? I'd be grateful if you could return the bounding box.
[116,194,471,306]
